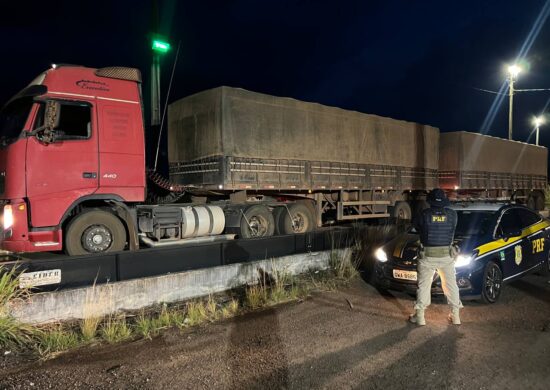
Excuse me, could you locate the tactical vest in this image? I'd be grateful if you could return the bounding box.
[420,207,457,247]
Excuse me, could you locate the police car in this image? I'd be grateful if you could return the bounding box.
[373,203,550,303]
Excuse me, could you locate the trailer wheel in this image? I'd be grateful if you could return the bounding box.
[277,203,314,234]
[273,207,286,235]
[239,205,275,238]
[527,195,536,210]
[65,209,127,256]
[535,192,545,211]
[391,201,412,222]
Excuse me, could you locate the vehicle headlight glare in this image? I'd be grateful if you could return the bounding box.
[455,254,472,268]
[3,205,13,230]
[375,247,388,262]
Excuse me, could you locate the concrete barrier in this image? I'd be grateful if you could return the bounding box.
[9,249,347,324]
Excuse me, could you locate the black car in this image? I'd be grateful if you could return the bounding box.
[373,203,550,303]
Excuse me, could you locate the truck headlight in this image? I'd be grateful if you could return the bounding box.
[375,247,388,262]
[3,205,13,230]
[455,254,472,268]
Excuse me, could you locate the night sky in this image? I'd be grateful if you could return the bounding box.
[2,0,550,145]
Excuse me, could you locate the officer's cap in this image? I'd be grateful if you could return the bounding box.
[427,188,450,207]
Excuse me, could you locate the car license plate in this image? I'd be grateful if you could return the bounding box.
[393,269,417,281]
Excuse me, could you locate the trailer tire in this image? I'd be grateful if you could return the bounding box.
[391,201,412,222]
[239,205,275,238]
[65,209,127,256]
[273,207,286,235]
[278,203,314,234]
[535,192,545,211]
[527,195,536,210]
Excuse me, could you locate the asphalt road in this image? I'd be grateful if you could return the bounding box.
[1,273,550,389]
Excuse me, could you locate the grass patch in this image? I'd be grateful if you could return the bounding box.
[35,326,80,357]
[1,224,397,357]
[186,300,209,326]
[221,299,239,318]
[100,315,132,344]
[79,316,101,342]
[0,266,37,349]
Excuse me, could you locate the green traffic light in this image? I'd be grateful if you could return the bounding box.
[152,39,170,53]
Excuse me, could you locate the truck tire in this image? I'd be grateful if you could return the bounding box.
[273,207,286,235]
[65,209,127,256]
[239,205,275,238]
[391,201,412,222]
[277,203,314,234]
[527,195,536,210]
[535,192,545,211]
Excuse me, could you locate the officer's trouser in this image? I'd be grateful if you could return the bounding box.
[414,252,463,311]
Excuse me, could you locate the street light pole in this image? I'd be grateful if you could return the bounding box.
[508,77,514,140]
[533,116,545,146]
[507,65,521,140]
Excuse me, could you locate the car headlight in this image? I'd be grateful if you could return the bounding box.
[455,254,472,268]
[3,205,13,230]
[375,247,388,262]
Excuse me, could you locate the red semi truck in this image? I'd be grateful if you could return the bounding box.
[0,65,546,255]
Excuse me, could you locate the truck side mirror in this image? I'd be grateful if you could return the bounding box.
[44,101,61,131]
[35,101,61,144]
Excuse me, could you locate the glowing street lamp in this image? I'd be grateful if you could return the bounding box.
[533,116,545,146]
[507,64,522,141]
[150,36,171,127]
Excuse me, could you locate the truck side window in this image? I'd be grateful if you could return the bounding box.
[33,101,92,140]
[55,103,91,140]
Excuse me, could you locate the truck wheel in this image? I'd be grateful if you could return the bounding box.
[278,203,314,234]
[527,195,536,210]
[391,201,412,222]
[480,262,503,304]
[273,207,286,235]
[239,205,275,238]
[65,209,127,256]
[535,192,545,211]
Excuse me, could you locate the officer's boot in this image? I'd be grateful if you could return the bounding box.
[408,309,426,326]
[448,308,461,325]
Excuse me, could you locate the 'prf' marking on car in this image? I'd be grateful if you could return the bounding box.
[532,237,545,253]
[476,220,550,258]
[432,215,447,222]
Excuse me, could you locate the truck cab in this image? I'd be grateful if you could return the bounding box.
[0,65,146,253]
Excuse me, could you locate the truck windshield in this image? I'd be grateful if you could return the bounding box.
[455,210,495,238]
[0,97,33,147]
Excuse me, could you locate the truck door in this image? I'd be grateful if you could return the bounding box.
[26,100,99,227]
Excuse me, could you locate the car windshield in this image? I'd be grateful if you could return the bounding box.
[454,210,495,237]
[0,97,33,147]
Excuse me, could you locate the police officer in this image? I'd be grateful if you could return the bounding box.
[409,188,463,326]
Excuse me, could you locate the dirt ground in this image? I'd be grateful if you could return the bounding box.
[1,273,550,390]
